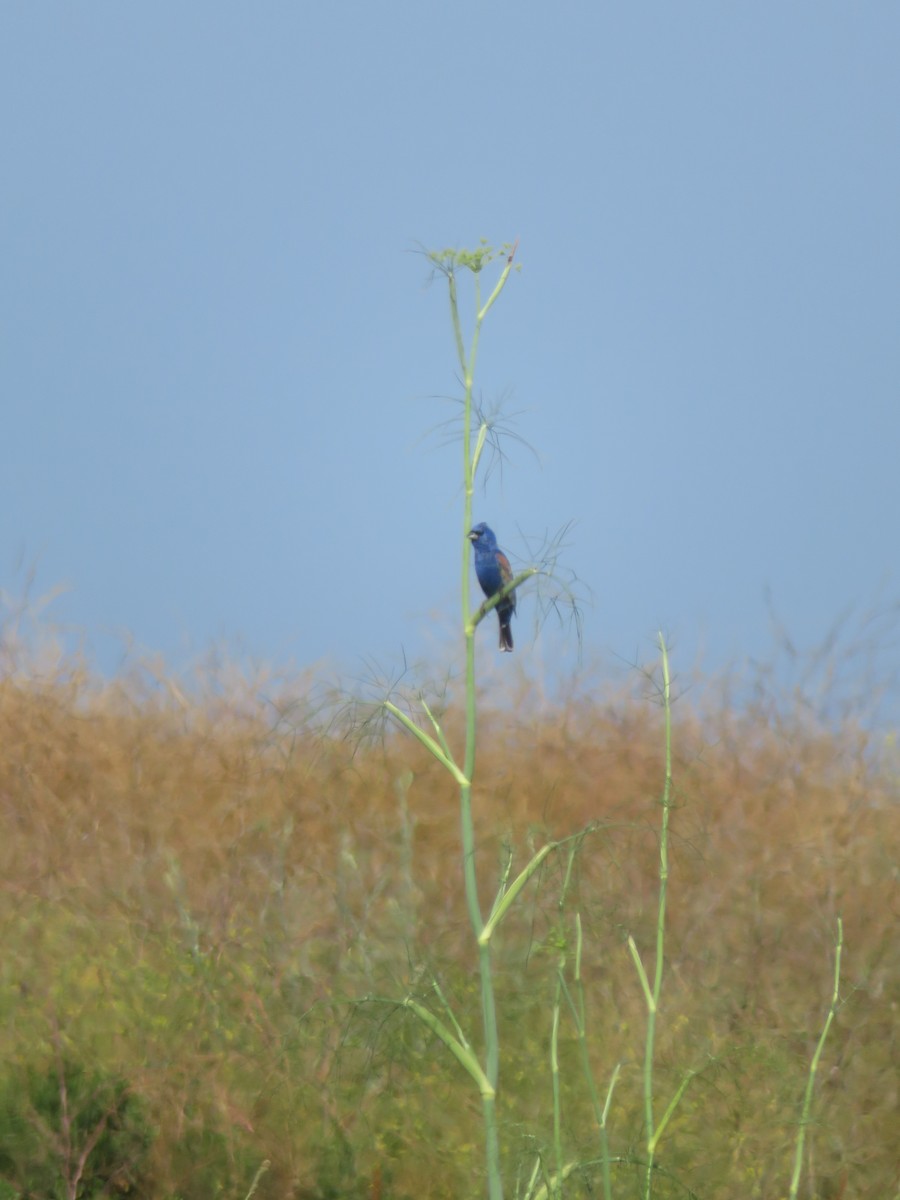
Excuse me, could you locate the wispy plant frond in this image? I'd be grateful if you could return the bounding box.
[418,389,540,492]
[511,521,590,657]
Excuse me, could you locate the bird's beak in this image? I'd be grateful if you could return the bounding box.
[467,530,477,541]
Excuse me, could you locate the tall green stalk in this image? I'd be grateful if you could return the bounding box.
[383,243,546,1200]
[788,917,843,1200]
[387,242,518,1200]
[452,244,519,1200]
[628,632,674,1200]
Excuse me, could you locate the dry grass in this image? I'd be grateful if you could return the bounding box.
[1,649,897,1199]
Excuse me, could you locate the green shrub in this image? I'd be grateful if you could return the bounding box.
[0,1057,153,1199]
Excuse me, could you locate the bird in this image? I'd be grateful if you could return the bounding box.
[468,522,516,652]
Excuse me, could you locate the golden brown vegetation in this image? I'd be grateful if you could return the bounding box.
[1,655,897,1199]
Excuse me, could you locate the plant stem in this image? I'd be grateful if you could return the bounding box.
[449,246,516,1200]
[787,917,843,1200]
[641,633,673,1199]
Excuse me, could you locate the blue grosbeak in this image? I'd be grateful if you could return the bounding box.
[468,522,516,652]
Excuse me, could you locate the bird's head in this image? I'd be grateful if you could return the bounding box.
[468,522,495,547]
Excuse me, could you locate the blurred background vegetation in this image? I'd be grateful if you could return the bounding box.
[1,614,897,1199]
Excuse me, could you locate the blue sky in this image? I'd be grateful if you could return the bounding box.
[3,5,898,720]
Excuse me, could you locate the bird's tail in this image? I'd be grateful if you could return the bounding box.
[499,618,514,653]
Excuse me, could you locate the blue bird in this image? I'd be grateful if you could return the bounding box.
[468,522,516,652]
